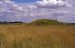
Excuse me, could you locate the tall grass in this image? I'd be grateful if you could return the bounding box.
[0,24,75,48]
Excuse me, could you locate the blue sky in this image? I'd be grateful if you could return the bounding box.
[11,0,40,3]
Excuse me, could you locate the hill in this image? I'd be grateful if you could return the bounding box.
[28,19,63,25]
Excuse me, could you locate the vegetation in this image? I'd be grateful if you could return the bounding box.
[0,24,75,48]
[0,21,23,25]
[0,19,74,25]
[28,19,63,25]
[0,19,75,48]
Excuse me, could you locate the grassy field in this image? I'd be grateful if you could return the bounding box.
[0,24,75,48]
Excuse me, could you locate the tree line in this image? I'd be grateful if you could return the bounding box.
[0,21,23,24]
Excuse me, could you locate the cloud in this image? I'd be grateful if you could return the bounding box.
[0,0,75,23]
[36,0,72,8]
[57,16,75,23]
[0,1,3,4]
[4,0,12,3]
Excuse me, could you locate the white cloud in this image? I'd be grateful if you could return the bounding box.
[0,1,3,4]
[57,16,75,23]
[28,5,37,9]
[36,0,72,8]
[4,0,11,3]
[0,0,75,23]
[18,7,23,10]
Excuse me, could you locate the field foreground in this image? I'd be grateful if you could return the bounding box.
[0,24,75,48]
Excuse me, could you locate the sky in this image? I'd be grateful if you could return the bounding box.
[0,0,75,23]
[11,0,39,3]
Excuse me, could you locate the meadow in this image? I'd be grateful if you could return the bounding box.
[0,24,75,48]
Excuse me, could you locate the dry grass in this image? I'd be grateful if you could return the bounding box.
[0,24,75,48]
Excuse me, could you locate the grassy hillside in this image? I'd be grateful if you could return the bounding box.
[28,19,63,25]
[0,24,75,48]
